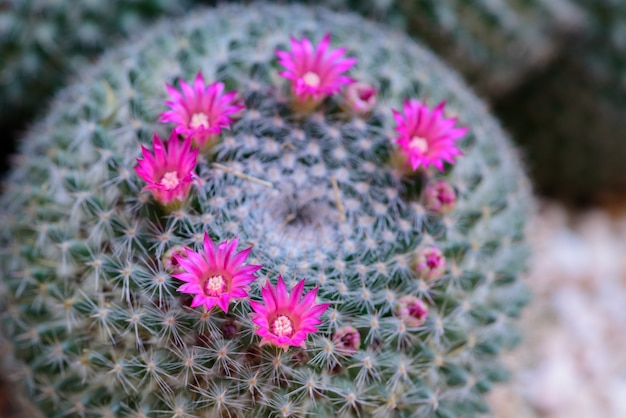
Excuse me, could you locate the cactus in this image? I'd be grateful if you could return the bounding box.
[0,4,532,417]
[495,0,626,203]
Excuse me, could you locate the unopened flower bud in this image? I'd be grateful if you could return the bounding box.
[423,180,456,214]
[414,246,446,280]
[396,295,428,327]
[344,82,377,115]
[332,325,361,354]
[220,319,240,339]
[162,245,188,273]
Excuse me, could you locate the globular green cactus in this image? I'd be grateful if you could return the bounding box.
[496,0,626,203]
[0,4,532,417]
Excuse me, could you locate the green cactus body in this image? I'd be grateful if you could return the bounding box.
[0,4,531,417]
[496,0,626,203]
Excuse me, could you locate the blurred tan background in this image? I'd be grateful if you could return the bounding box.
[490,201,626,418]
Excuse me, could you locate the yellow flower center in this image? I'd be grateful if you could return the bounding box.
[409,136,429,153]
[190,112,210,129]
[302,71,321,88]
[204,275,226,297]
[159,171,180,190]
[271,314,295,338]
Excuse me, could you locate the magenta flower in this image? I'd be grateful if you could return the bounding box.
[423,180,457,214]
[393,100,468,171]
[276,33,356,110]
[414,246,446,281]
[344,82,377,115]
[395,295,428,327]
[172,234,262,313]
[159,72,243,149]
[250,276,330,351]
[134,132,197,205]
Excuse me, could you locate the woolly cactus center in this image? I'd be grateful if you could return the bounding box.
[409,136,429,153]
[282,200,317,227]
[190,112,210,129]
[159,171,180,190]
[302,71,321,87]
[203,274,227,297]
[247,181,339,256]
[271,314,295,338]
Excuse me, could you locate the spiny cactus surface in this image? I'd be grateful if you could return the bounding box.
[0,4,531,417]
[496,0,626,203]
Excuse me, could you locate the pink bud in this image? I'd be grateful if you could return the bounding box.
[423,180,456,214]
[220,319,241,339]
[395,295,428,327]
[162,245,188,273]
[332,325,361,354]
[414,246,446,281]
[344,82,377,115]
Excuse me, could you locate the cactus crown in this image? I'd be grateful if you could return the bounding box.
[0,4,530,417]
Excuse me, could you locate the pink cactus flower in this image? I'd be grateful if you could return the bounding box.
[344,82,377,115]
[134,132,198,205]
[414,246,446,281]
[393,100,468,171]
[276,33,357,110]
[395,295,428,327]
[250,276,330,351]
[172,234,262,313]
[423,180,457,214]
[332,325,361,354]
[159,72,243,149]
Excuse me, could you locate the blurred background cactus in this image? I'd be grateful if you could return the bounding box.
[0,0,201,126]
[496,0,626,204]
[0,3,531,416]
[393,0,584,98]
